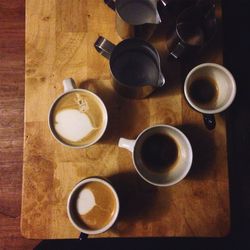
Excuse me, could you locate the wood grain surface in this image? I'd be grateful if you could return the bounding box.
[21,0,230,239]
[0,0,40,249]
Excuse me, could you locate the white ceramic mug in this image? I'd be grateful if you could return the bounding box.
[48,78,108,148]
[184,63,236,114]
[67,177,120,235]
[184,63,236,130]
[118,125,193,187]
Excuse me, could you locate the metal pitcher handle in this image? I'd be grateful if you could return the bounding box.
[159,0,168,6]
[94,36,115,60]
[104,0,115,10]
[170,42,186,59]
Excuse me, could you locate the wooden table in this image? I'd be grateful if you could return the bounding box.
[21,0,230,238]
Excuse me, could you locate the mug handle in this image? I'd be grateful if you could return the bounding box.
[94,36,116,60]
[63,78,77,92]
[170,42,186,59]
[118,138,136,152]
[79,232,88,240]
[104,0,116,11]
[203,114,216,130]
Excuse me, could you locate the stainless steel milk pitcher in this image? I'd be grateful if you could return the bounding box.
[104,0,167,40]
[94,36,166,99]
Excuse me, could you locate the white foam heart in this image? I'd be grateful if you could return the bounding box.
[54,109,94,142]
[76,188,96,215]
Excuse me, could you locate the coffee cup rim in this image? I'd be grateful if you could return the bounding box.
[184,63,237,114]
[132,124,193,187]
[67,177,120,235]
[48,89,108,149]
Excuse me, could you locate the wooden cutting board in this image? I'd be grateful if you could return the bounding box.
[21,0,230,238]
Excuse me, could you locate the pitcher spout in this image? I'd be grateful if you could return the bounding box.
[147,0,163,24]
[154,10,162,24]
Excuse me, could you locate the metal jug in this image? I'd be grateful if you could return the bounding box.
[94,36,165,99]
[170,0,217,59]
[104,0,167,40]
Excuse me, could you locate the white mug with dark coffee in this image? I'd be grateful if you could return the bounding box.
[67,177,119,235]
[48,78,108,148]
[118,125,193,187]
[184,63,236,129]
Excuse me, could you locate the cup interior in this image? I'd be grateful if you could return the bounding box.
[48,89,108,148]
[184,63,236,114]
[67,177,119,235]
[133,125,193,186]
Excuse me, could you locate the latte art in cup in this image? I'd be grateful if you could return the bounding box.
[50,91,105,147]
[75,181,117,230]
[67,177,119,234]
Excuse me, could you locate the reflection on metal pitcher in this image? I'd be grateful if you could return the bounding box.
[94,36,166,99]
[104,0,167,40]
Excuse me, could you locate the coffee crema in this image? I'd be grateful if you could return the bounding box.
[51,91,104,146]
[140,133,179,173]
[189,77,218,109]
[75,181,117,230]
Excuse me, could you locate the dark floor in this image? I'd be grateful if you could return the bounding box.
[0,0,250,249]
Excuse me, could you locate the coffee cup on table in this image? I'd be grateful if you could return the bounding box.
[184,63,236,130]
[118,125,193,187]
[48,78,108,148]
[67,177,119,235]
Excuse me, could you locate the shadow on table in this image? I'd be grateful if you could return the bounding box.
[178,123,216,180]
[108,171,171,236]
[34,236,250,250]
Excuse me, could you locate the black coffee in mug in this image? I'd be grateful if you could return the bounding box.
[189,76,218,109]
[140,133,179,173]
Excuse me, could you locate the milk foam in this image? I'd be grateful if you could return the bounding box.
[54,109,94,142]
[76,188,96,215]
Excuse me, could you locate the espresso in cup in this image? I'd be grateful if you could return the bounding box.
[188,76,219,110]
[67,177,119,234]
[140,133,179,174]
[48,78,108,148]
